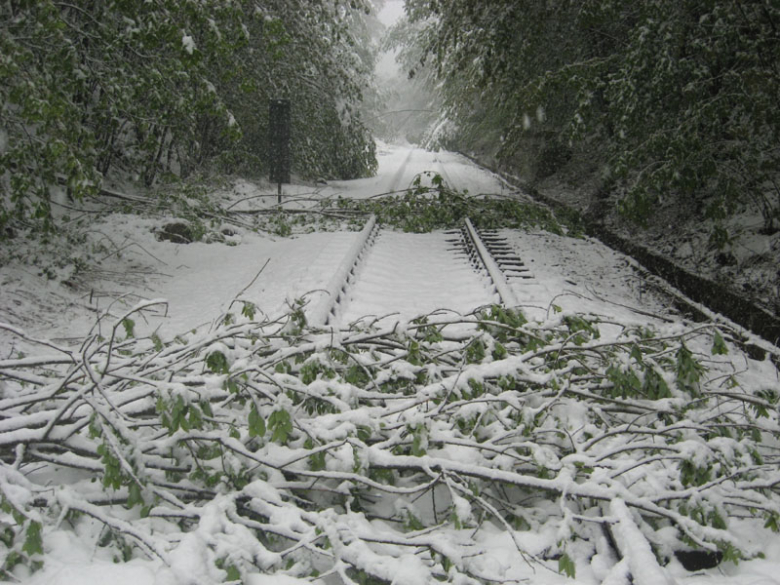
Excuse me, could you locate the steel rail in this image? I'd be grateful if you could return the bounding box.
[463,218,519,307]
[306,214,379,327]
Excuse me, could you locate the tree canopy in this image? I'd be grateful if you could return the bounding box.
[0,0,377,234]
[401,0,780,233]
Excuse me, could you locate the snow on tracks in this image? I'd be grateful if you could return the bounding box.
[463,218,519,307]
[306,215,379,327]
[329,225,500,327]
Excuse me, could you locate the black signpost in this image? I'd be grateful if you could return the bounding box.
[269,99,291,204]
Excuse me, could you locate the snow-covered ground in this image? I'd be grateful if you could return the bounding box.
[1,143,779,585]
[325,143,508,198]
[337,230,498,325]
[0,145,530,351]
[535,168,780,320]
[0,144,659,350]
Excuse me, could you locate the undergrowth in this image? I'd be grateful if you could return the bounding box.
[329,173,583,235]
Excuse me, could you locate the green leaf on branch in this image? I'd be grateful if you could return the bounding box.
[224,378,240,394]
[22,521,43,557]
[188,404,203,430]
[305,438,327,471]
[248,404,266,438]
[241,301,257,320]
[764,513,780,533]
[268,409,292,445]
[712,331,729,355]
[606,365,641,399]
[127,482,144,509]
[558,552,576,578]
[492,341,508,360]
[720,542,742,565]
[644,367,671,400]
[680,459,711,488]
[401,509,425,531]
[676,343,704,396]
[216,557,241,583]
[224,564,241,582]
[121,318,135,339]
[410,425,427,457]
[206,351,230,375]
[300,360,326,384]
[563,315,600,343]
[465,338,486,364]
[407,340,422,366]
[97,442,123,490]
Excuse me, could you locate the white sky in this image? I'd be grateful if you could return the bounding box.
[376,0,404,27]
[374,0,405,80]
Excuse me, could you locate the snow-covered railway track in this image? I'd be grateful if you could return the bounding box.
[307,215,530,328]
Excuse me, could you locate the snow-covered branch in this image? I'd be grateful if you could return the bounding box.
[1,302,778,582]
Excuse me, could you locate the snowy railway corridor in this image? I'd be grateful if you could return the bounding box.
[5,0,780,581]
[332,228,497,325]
[297,146,654,334]
[3,144,780,585]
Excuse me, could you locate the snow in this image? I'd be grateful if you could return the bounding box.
[377,0,404,27]
[337,229,497,325]
[0,146,507,348]
[327,143,507,196]
[27,545,162,585]
[307,215,378,327]
[536,161,780,318]
[501,228,673,326]
[374,0,405,81]
[1,143,780,585]
[181,34,195,54]
[611,499,677,585]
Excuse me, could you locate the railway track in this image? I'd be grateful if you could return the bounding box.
[304,150,778,362]
[306,214,532,328]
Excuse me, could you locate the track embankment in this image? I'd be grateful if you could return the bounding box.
[459,152,780,349]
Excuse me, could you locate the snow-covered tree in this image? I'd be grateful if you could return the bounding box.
[0,0,378,234]
[0,0,247,226]
[204,0,378,181]
[402,0,780,233]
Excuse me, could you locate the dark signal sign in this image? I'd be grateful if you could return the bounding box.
[269,99,291,186]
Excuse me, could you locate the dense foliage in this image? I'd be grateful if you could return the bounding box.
[0,0,377,234]
[1,297,778,583]
[222,0,378,181]
[400,0,780,233]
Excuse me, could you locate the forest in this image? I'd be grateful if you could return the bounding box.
[398,0,780,234]
[3,1,780,240]
[2,2,780,585]
[1,0,378,235]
